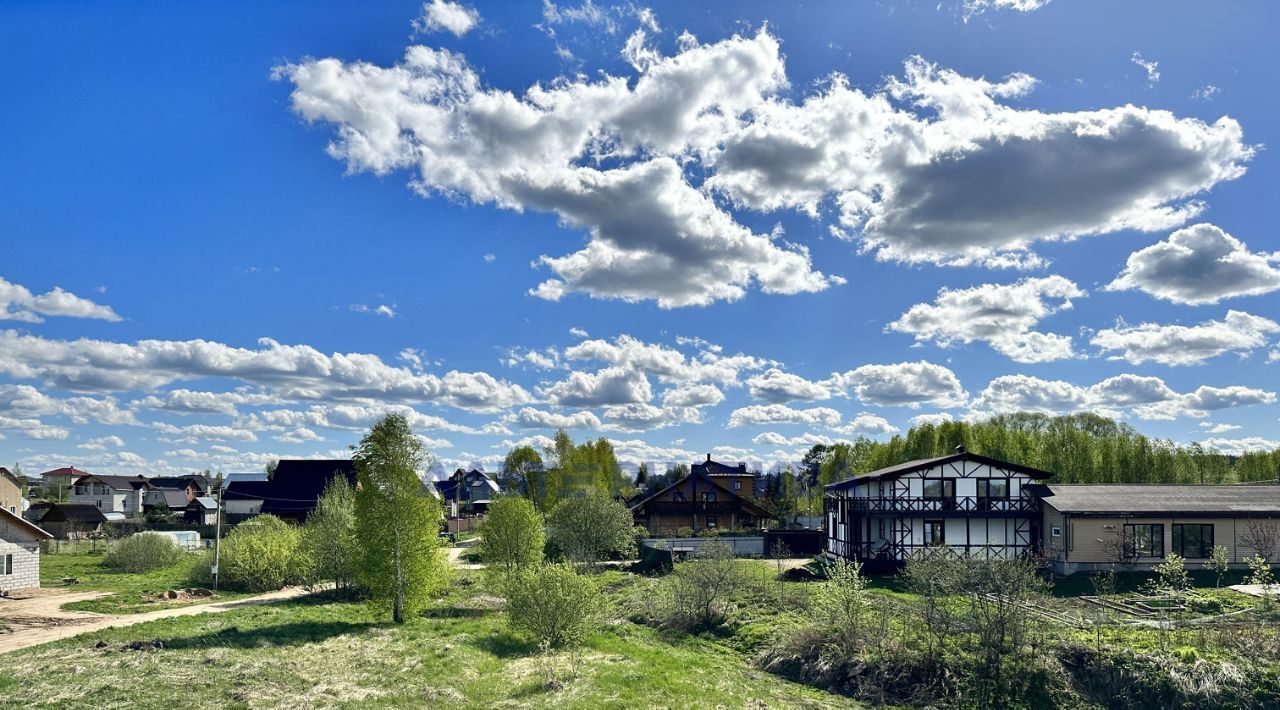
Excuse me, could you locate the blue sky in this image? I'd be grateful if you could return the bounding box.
[2,0,1277,477]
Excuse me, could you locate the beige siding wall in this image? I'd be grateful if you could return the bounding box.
[1048,508,1280,565]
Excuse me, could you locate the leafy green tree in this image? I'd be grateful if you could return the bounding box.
[547,489,637,569]
[353,414,448,623]
[302,476,359,595]
[505,563,600,647]
[1152,553,1192,594]
[478,496,545,573]
[1206,545,1230,589]
[501,445,544,501]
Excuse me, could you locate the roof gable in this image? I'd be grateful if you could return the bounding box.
[0,507,53,540]
[826,449,1054,490]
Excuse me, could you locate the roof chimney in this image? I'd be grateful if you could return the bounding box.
[954,444,966,454]
[706,453,712,463]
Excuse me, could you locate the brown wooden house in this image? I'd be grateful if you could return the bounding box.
[629,458,774,534]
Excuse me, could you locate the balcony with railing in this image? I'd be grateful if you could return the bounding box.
[846,495,1038,514]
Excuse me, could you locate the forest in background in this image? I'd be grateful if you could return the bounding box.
[816,412,1280,487]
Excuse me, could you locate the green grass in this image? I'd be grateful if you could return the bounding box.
[40,552,251,614]
[1,571,860,710]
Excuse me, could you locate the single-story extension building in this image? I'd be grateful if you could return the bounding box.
[1039,484,1280,575]
[0,507,53,593]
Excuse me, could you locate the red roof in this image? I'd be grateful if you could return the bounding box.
[40,466,92,477]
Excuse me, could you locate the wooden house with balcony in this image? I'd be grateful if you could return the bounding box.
[823,446,1051,567]
[629,458,775,535]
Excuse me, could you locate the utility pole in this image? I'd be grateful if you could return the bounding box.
[212,472,223,593]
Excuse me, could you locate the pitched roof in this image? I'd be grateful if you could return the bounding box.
[150,490,191,508]
[230,459,356,518]
[826,449,1054,490]
[692,455,749,476]
[1042,484,1280,516]
[77,474,151,490]
[627,469,774,519]
[28,502,109,524]
[190,496,218,510]
[0,507,53,540]
[147,476,210,491]
[41,466,91,478]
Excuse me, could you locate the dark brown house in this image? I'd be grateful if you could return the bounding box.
[25,503,108,539]
[629,456,774,534]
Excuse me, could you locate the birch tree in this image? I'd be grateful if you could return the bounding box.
[353,414,448,623]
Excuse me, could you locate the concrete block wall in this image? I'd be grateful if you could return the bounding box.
[0,539,40,593]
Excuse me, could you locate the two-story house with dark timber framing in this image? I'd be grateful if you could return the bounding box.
[824,446,1051,567]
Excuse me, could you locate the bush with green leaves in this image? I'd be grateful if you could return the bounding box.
[546,490,637,568]
[1151,553,1191,594]
[661,538,747,631]
[218,514,305,592]
[477,496,545,573]
[104,533,182,573]
[505,563,599,647]
[814,557,871,652]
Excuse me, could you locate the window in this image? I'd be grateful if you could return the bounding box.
[705,515,718,528]
[976,479,1009,498]
[925,520,945,546]
[1173,524,1214,559]
[922,479,955,499]
[700,492,717,502]
[2,554,11,576]
[1051,526,1062,538]
[733,479,742,491]
[1125,523,1164,558]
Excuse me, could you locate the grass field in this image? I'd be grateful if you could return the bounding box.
[3,568,859,710]
[39,551,251,614]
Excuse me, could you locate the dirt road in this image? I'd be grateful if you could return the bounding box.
[0,585,320,655]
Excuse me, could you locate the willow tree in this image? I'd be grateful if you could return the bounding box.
[353,414,447,623]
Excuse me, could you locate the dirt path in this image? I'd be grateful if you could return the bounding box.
[0,585,321,655]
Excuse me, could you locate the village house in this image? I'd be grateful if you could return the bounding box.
[824,448,1280,575]
[23,502,107,539]
[824,446,1050,567]
[69,474,151,516]
[0,507,53,594]
[223,460,356,523]
[184,496,219,525]
[434,468,500,517]
[629,455,775,535]
[38,466,92,501]
[1039,484,1280,574]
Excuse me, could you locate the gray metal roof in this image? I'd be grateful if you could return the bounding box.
[1042,484,1280,515]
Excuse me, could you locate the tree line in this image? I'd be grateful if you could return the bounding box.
[815,412,1280,487]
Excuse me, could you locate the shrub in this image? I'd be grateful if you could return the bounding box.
[104,533,182,573]
[478,496,545,573]
[546,490,637,569]
[1187,595,1223,614]
[813,558,870,652]
[661,539,747,631]
[505,563,599,647]
[1151,553,1191,594]
[218,515,305,592]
